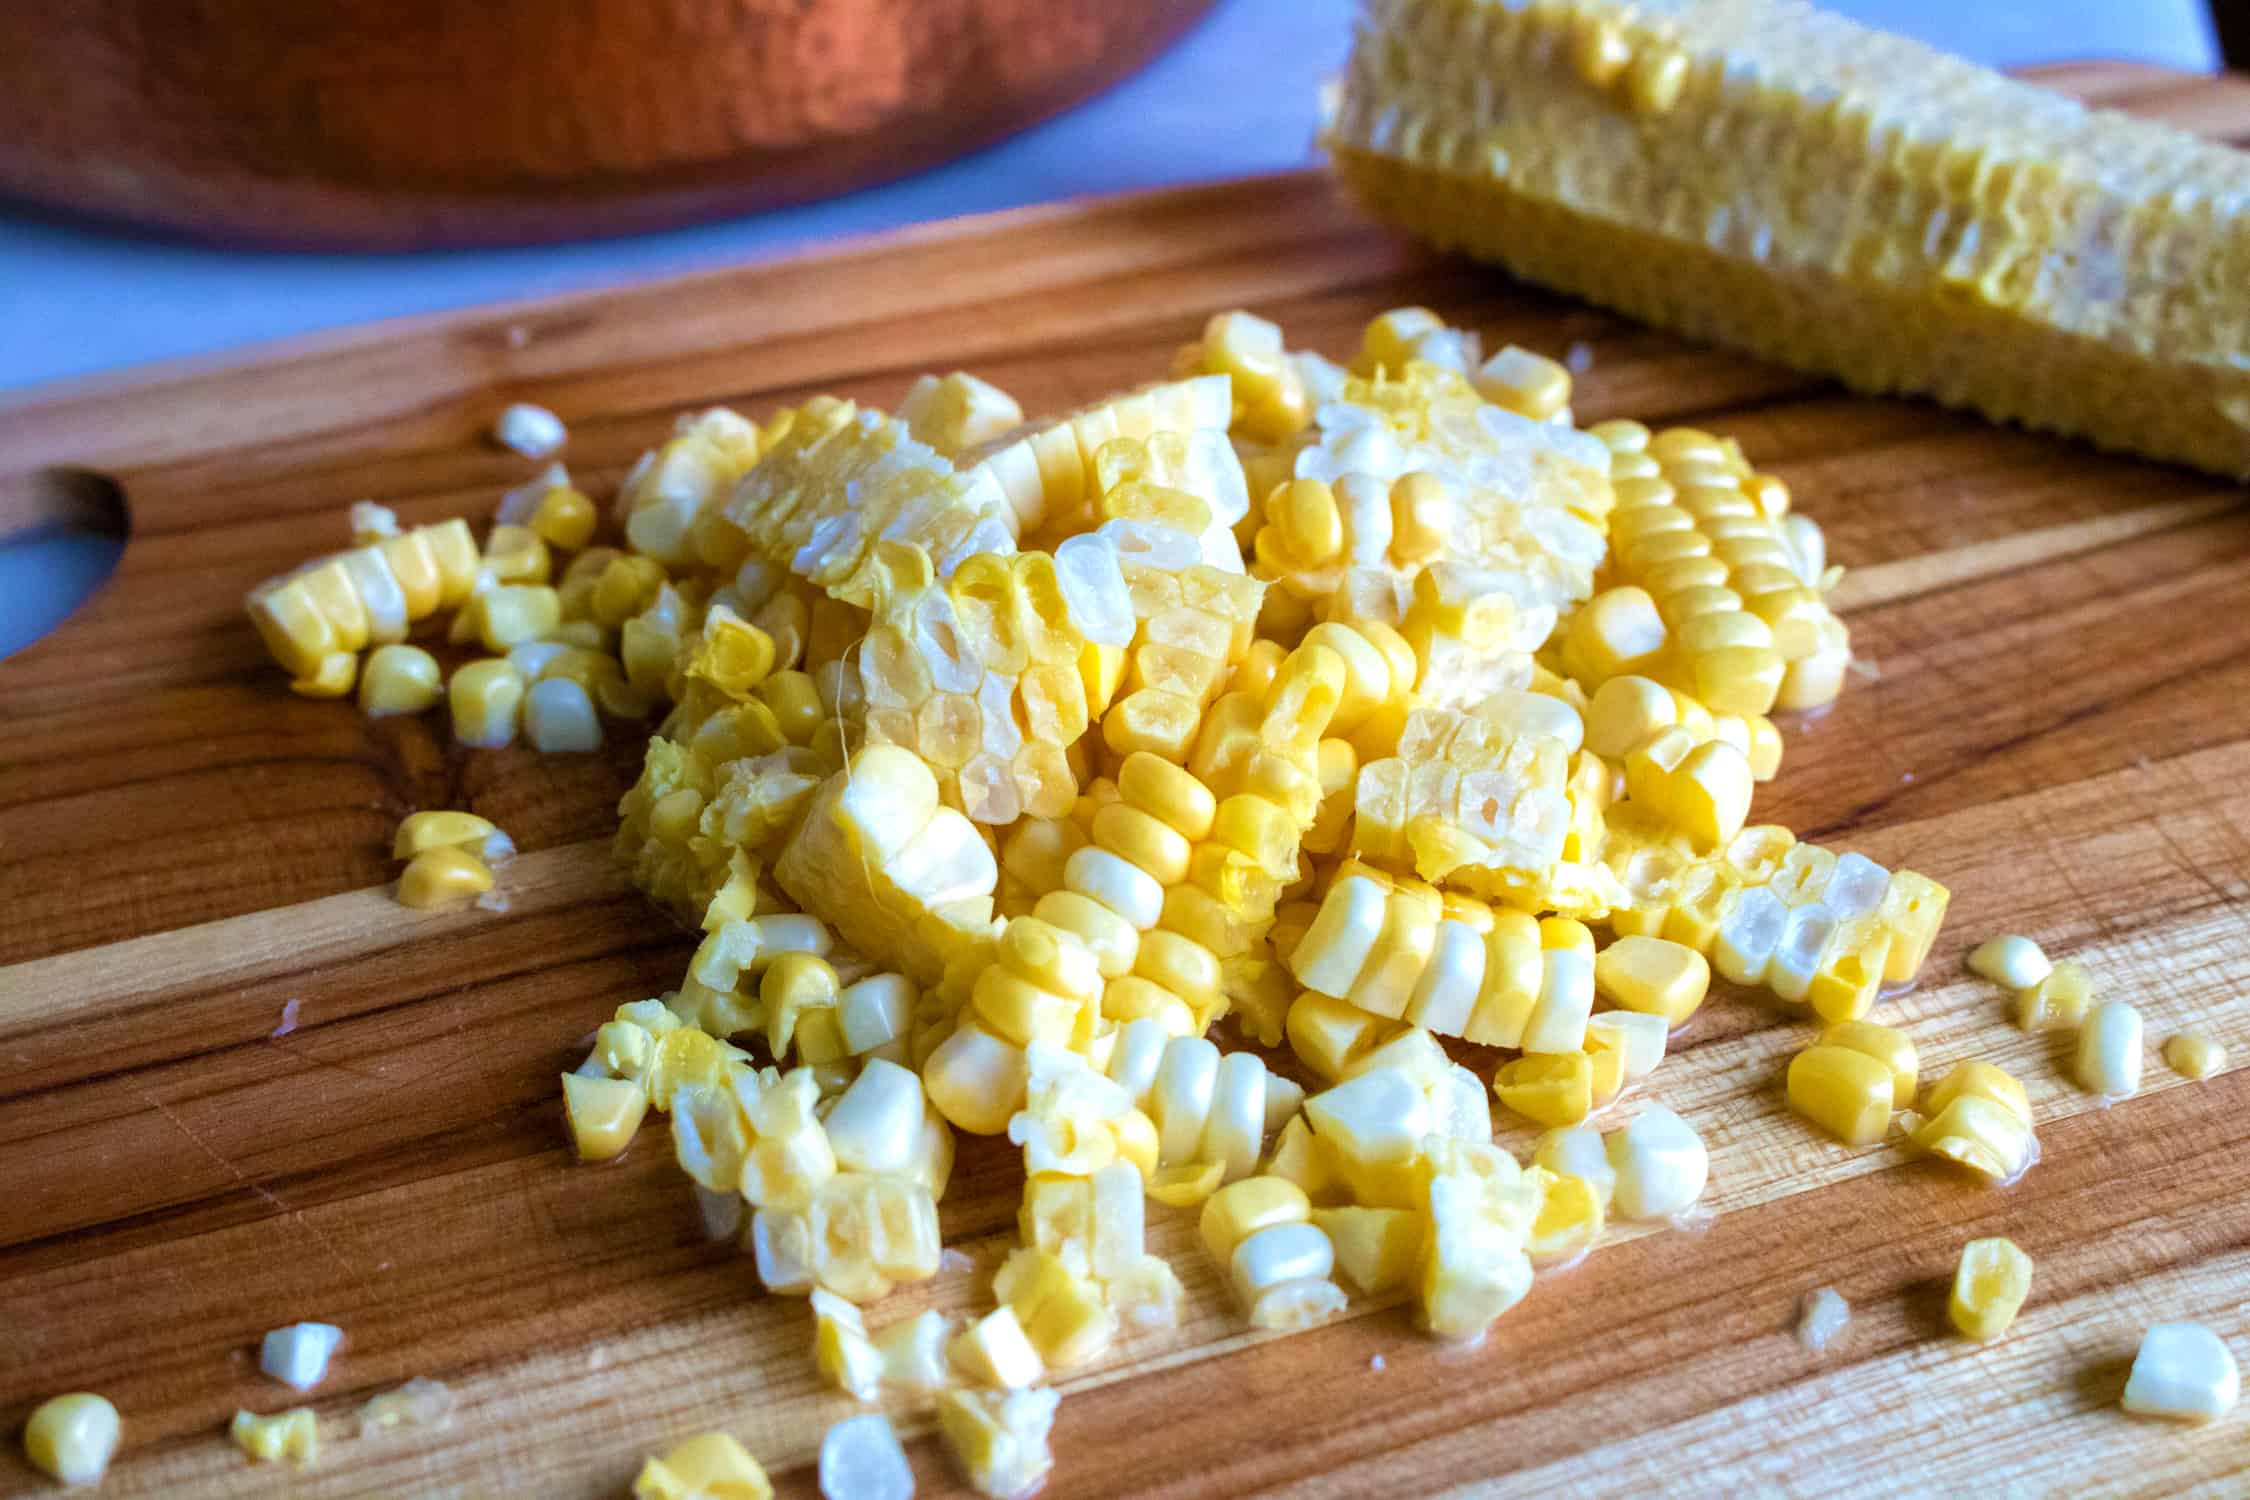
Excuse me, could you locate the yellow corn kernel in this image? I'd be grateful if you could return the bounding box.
[1913,1096,2035,1183]
[1147,1160,1226,1208]
[1876,870,1950,983]
[1924,1060,2031,1126]
[1311,1205,1421,1293]
[561,1073,648,1161]
[528,486,598,551]
[24,1393,121,1486]
[472,583,562,652]
[1948,1236,2034,1341]
[1817,1020,1917,1108]
[289,651,358,700]
[1562,586,1667,685]
[1286,990,1394,1081]
[449,658,526,748]
[752,669,823,745]
[1494,1052,1592,1128]
[1528,1171,1605,1265]
[1264,1113,1339,1201]
[633,1431,773,1500]
[1624,726,1753,851]
[2163,1033,2226,1081]
[1592,934,1710,1025]
[996,1250,1117,1371]
[1474,345,1571,420]
[937,1388,1058,1500]
[1787,1044,1893,1146]
[484,524,551,584]
[1966,933,2052,990]
[1200,1176,1311,1264]
[2016,960,2094,1032]
[348,643,441,719]
[396,847,494,909]
[230,1407,319,1466]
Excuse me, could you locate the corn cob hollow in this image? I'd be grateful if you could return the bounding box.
[1329,0,2250,477]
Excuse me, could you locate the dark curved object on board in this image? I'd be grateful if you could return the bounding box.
[0,0,1221,250]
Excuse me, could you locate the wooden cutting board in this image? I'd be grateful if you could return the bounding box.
[4,59,2248,1500]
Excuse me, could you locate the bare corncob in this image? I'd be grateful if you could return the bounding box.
[1329,0,2250,477]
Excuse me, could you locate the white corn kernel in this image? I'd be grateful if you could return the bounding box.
[260,1322,344,1391]
[1306,1068,1428,1166]
[1230,1221,1335,1301]
[1152,1036,1221,1166]
[1606,1105,1708,1221]
[2077,1000,2145,1098]
[1533,1126,1615,1208]
[1967,934,2052,991]
[1199,1051,1268,1182]
[2123,1322,2239,1423]
[820,1413,914,1500]
[823,1059,925,1176]
[494,402,568,459]
[1586,1010,1668,1081]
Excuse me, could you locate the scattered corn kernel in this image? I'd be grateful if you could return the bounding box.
[2163,1033,2225,1081]
[2076,1000,2145,1098]
[231,1407,319,1466]
[396,846,495,909]
[1967,934,2052,991]
[493,402,567,459]
[260,1322,344,1391]
[1948,1237,2033,1341]
[2122,1322,2240,1424]
[1787,1044,1893,1146]
[634,1431,774,1500]
[23,1393,121,1487]
[819,1413,914,1500]
[2016,960,2093,1032]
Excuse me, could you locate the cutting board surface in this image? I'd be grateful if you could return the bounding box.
[3,60,2248,1500]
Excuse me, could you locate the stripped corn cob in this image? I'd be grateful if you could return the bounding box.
[1328,0,2250,477]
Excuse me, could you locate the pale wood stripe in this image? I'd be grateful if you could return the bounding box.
[0,840,630,1030]
[1828,494,2241,614]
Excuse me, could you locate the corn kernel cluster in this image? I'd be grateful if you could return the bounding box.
[233,306,2007,1497]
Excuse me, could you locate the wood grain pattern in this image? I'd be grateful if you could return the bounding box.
[3,62,2248,1499]
[0,0,1219,249]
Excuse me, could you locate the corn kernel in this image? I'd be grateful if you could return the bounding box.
[634,1431,773,1500]
[2016,960,2093,1032]
[1311,1205,1421,1293]
[2076,1000,2144,1098]
[1948,1236,2033,1341]
[1494,1053,1592,1128]
[1592,934,1710,1025]
[1924,1060,2031,1126]
[937,1388,1058,1500]
[1787,1044,1892,1146]
[396,846,494,909]
[1817,1020,1917,1108]
[562,1073,648,1161]
[230,1407,319,1466]
[24,1393,121,1486]
[2163,1033,2226,1081]
[1966,932,2052,991]
[528,486,598,550]
[2123,1323,2240,1424]
[449,658,526,748]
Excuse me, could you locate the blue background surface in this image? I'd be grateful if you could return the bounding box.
[0,0,2220,656]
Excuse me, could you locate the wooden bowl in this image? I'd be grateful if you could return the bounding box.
[0,0,1219,249]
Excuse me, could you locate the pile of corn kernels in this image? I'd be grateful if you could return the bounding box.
[134,307,2228,1497]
